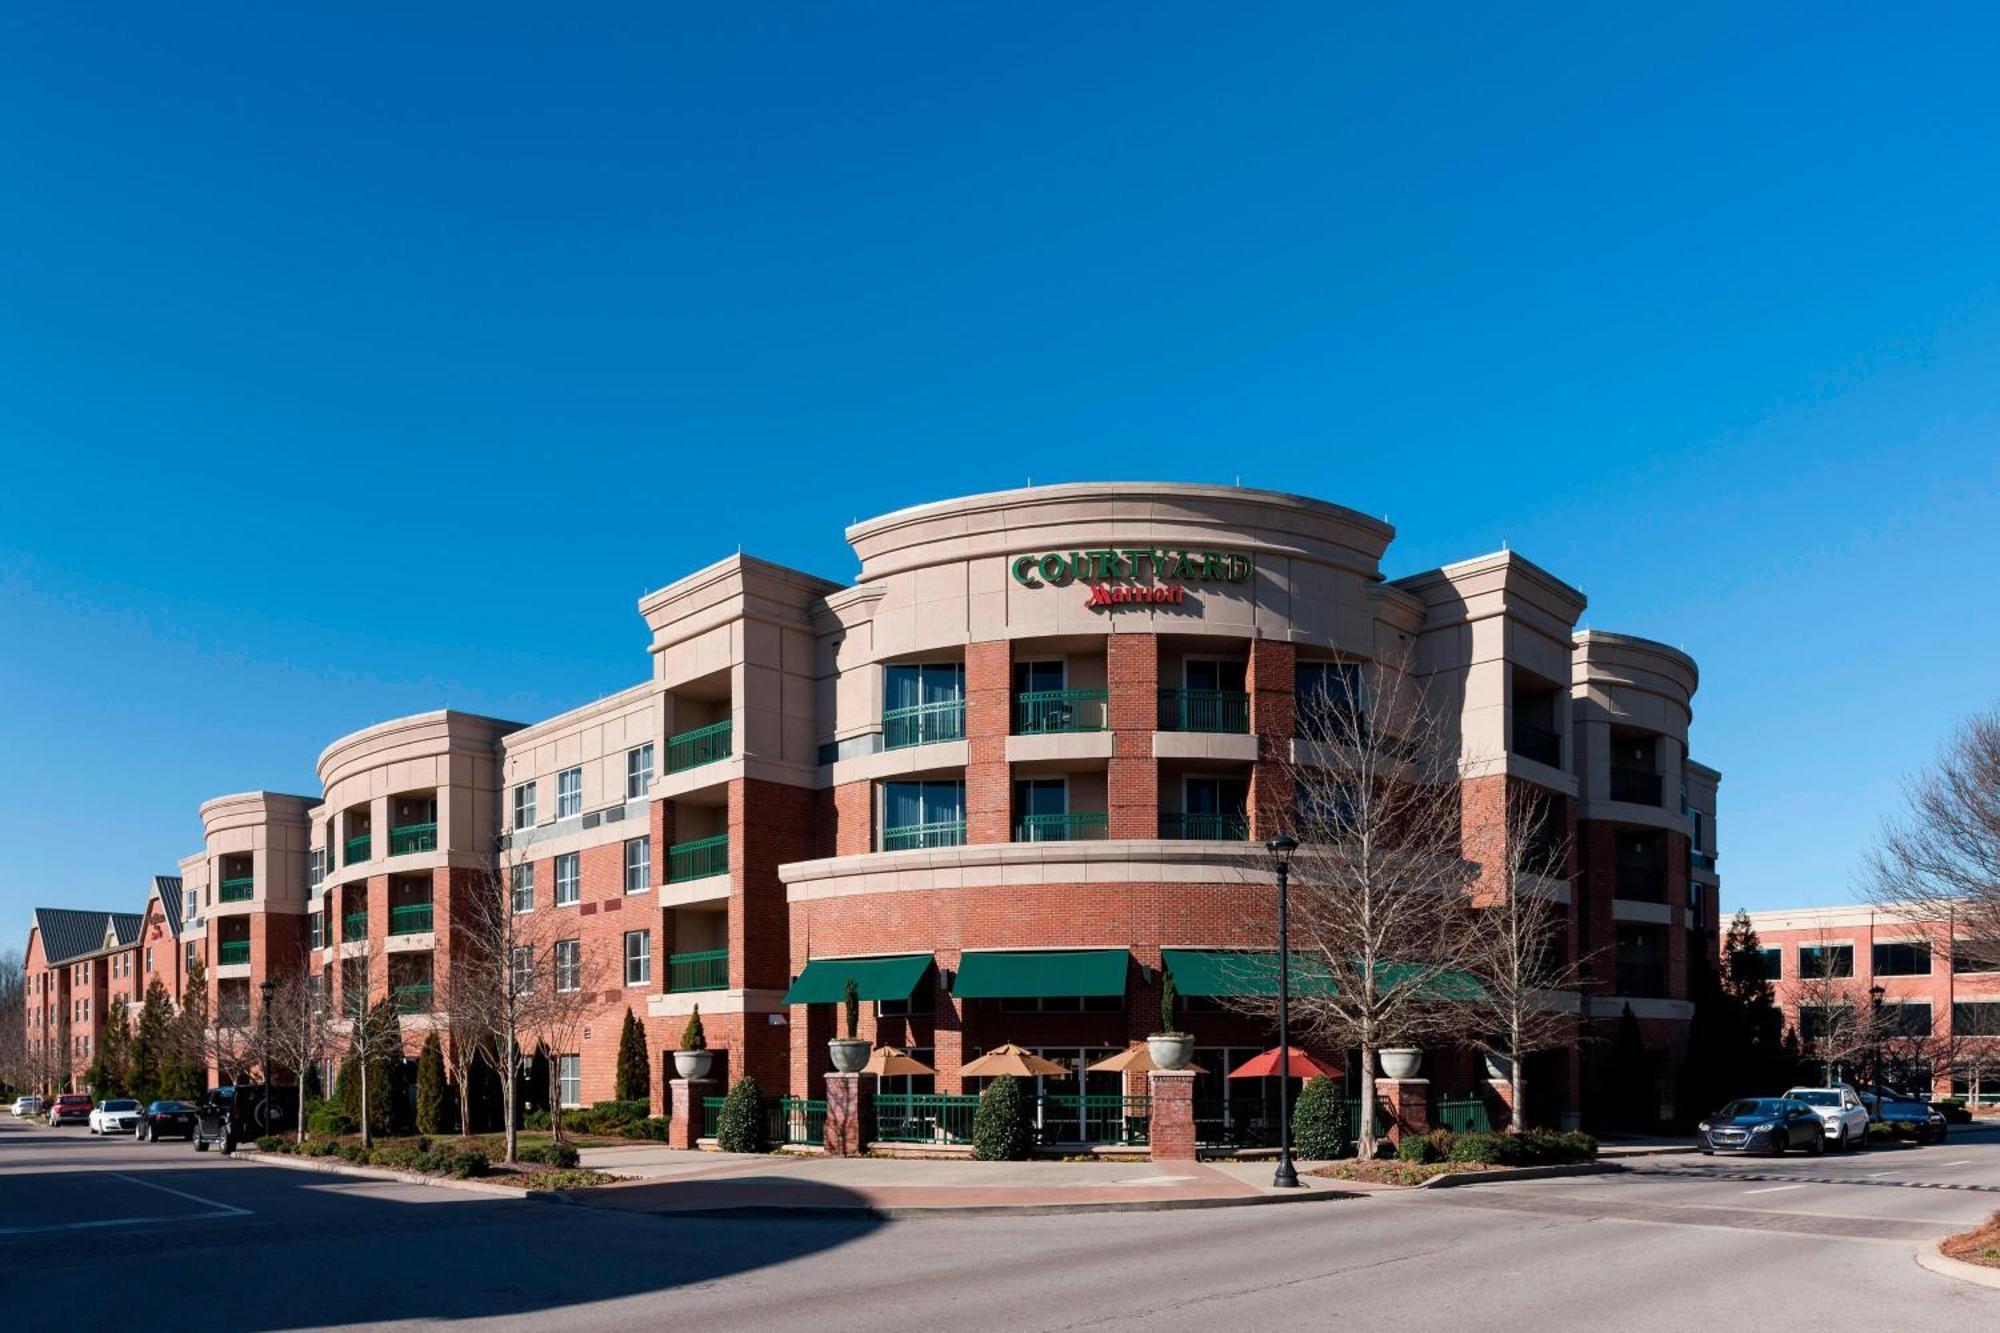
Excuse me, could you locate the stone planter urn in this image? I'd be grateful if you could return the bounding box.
[828,1037,871,1074]
[674,1050,714,1081]
[1379,1048,1423,1079]
[1147,1035,1195,1071]
[1483,1052,1513,1081]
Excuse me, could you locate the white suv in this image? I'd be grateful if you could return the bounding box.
[1782,1085,1871,1152]
[10,1095,46,1119]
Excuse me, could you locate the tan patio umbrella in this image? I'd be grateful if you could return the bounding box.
[958,1043,1073,1079]
[1087,1042,1210,1075]
[861,1046,938,1077]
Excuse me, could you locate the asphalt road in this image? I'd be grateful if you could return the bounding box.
[3,1117,1998,1330]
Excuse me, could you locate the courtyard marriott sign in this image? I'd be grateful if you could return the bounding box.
[1009,547,1254,608]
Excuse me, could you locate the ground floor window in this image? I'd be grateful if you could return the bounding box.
[557,1054,581,1108]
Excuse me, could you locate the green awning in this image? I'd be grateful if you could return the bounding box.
[952,949,1129,999]
[1161,950,1482,1002]
[1161,949,1336,999]
[783,954,933,1005]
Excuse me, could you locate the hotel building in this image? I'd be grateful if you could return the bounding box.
[21,482,1719,1134]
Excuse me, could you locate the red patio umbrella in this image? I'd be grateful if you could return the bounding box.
[1226,1046,1342,1081]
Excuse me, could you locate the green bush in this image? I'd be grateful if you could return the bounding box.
[972,1075,1032,1161]
[589,1099,648,1129]
[303,1138,340,1157]
[370,1142,426,1170]
[680,1007,706,1052]
[1447,1132,1516,1165]
[1446,1129,1596,1167]
[306,1100,357,1138]
[446,1149,490,1179]
[1292,1075,1350,1160]
[1556,1131,1598,1160]
[253,1135,289,1153]
[1397,1131,1449,1163]
[524,1109,552,1131]
[615,1009,650,1103]
[624,1116,672,1141]
[715,1077,769,1153]
[339,1143,371,1164]
[523,1141,581,1168]
[415,1033,447,1136]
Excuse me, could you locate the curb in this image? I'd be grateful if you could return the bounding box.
[1916,1239,2000,1290]
[1420,1162,1622,1189]
[226,1147,566,1202]
[549,1185,1366,1219]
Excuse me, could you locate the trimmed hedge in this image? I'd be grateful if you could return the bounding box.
[624,1116,672,1141]
[972,1075,1032,1161]
[1445,1129,1597,1166]
[521,1141,581,1168]
[716,1077,768,1154]
[1293,1076,1350,1160]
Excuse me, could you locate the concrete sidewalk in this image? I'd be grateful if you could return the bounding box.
[571,1145,1369,1217]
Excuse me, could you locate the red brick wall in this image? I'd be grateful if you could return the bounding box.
[1106,634,1159,838]
[1246,640,1295,840]
[964,640,1013,844]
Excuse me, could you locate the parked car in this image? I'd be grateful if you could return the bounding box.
[47,1094,94,1127]
[135,1100,199,1142]
[193,1083,298,1152]
[1873,1094,1948,1143]
[11,1095,46,1119]
[1697,1098,1827,1156]
[1781,1085,1871,1151]
[87,1098,143,1135]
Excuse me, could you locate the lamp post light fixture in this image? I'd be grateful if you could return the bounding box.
[1268,833,1301,1189]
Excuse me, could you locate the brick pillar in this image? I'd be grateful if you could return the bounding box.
[964,640,1013,844]
[933,963,965,1093]
[1107,635,1160,839]
[668,1077,712,1149]
[650,1048,669,1117]
[1148,1069,1198,1161]
[1378,1078,1430,1146]
[1486,1076,1515,1132]
[823,1071,873,1157]
[1245,640,1295,840]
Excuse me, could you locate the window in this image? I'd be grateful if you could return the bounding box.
[1798,944,1854,978]
[510,864,536,914]
[557,1054,582,1108]
[1872,941,1931,977]
[1013,659,1065,694]
[624,930,651,986]
[1295,660,1362,714]
[555,853,580,906]
[145,948,153,974]
[883,662,967,747]
[510,946,533,994]
[1953,940,2000,974]
[624,837,651,893]
[186,941,199,973]
[878,996,916,1019]
[1013,777,1068,841]
[1952,1002,2000,1037]
[557,767,582,819]
[1750,947,1782,981]
[627,744,654,799]
[998,995,1123,1014]
[513,782,538,830]
[309,913,323,950]
[184,889,197,921]
[555,939,581,992]
[880,780,966,849]
[1881,1002,1932,1038]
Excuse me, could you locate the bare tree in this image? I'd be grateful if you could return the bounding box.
[535,934,607,1144]
[264,967,332,1143]
[436,969,489,1139]
[1464,785,1590,1132]
[1867,708,2000,965]
[447,852,548,1165]
[330,942,404,1150]
[1781,935,1885,1086]
[0,949,25,1095]
[1231,656,1488,1160]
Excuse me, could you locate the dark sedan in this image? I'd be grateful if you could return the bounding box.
[135,1100,199,1142]
[1875,1096,1948,1144]
[1698,1098,1826,1155]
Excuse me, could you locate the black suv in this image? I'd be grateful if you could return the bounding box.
[193,1084,299,1152]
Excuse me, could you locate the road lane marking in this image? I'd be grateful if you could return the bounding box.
[106,1171,251,1217]
[1741,1184,1806,1194]
[1942,1160,1974,1167]
[0,1210,243,1237]
[1866,1171,1894,1177]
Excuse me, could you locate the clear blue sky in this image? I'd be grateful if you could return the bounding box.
[3,6,1997,939]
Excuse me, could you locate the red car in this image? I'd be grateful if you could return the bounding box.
[48,1094,94,1126]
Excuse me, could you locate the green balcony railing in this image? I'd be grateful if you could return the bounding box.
[1013,688,1109,734]
[1160,811,1249,841]
[216,940,251,966]
[389,822,437,856]
[666,719,733,774]
[1158,688,1250,733]
[343,911,369,942]
[883,699,965,750]
[881,819,967,852]
[669,949,729,993]
[667,834,729,883]
[392,982,434,1014]
[389,902,433,935]
[218,877,254,903]
[344,833,372,866]
[875,1093,981,1144]
[1014,811,1110,843]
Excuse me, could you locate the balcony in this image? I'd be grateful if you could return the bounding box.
[668,948,729,993]
[1610,769,1662,806]
[1512,721,1561,768]
[884,700,966,750]
[1690,850,1718,873]
[1015,811,1110,843]
[1158,689,1249,734]
[1615,864,1666,903]
[881,819,967,852]
[667,834,729,884]
[1014,689,1110,735]
[216,940,251,966]
[343,911,369,943]
[345,833,372,866]
[218,877,255,903]
[389,822,437,856]
[389,903,433,935]
[392,982,434,1014]
[667,719,733,774]
[1615,962,1667,997]
[1161,811,1249,841]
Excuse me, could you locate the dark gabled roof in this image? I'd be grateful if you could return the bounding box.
[154,876,184,937]
[109,911,143,947]
[32,908,119,965]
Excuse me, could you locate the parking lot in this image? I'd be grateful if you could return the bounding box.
[3,1116,1998,1331]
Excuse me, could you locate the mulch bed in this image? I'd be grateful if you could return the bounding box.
[1310,1160,1502,1187]
[1941,1210,2000,1268]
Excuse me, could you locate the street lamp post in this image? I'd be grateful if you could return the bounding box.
[1268,834,1301,1189]
[1869,983,1886,1091]
[259,978,275,1089]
